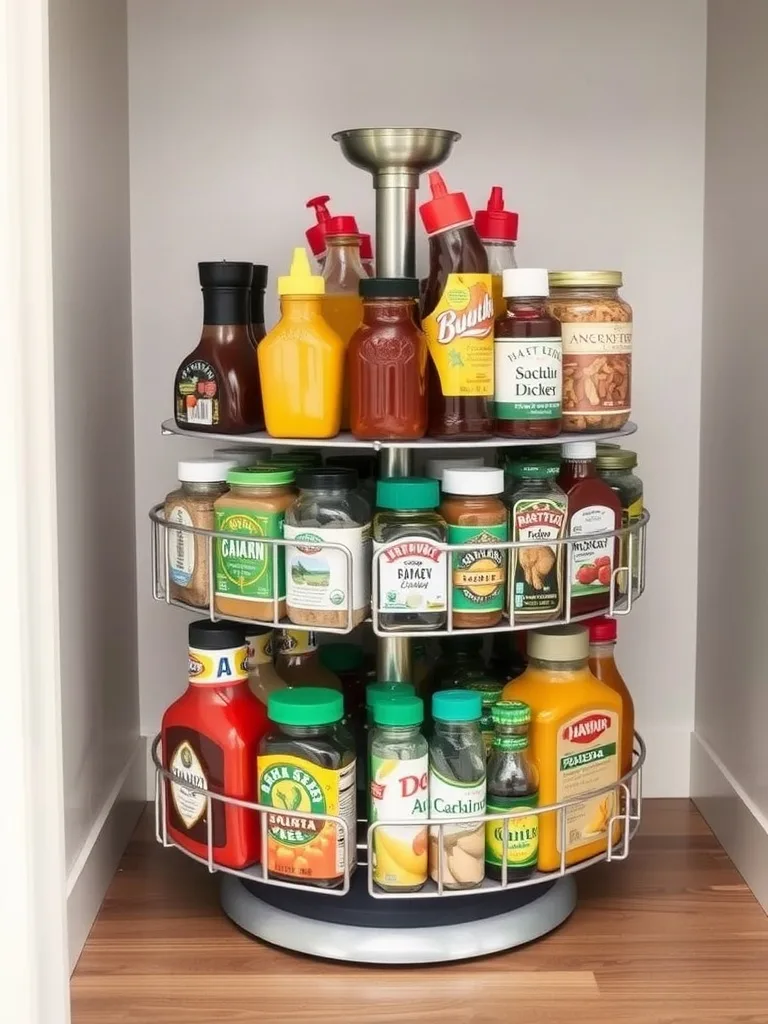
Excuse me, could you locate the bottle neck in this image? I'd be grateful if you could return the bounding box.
[250,287,265,326]
[362,299,417,325]
[589,641,616,658]
[504,295,548,317]
[278,722,332,738]
[202,286,249,326]
[323,236,365,288]
[563,458,596,480]
[180,480,226,496]
[373,724,422,741]
[528,656,588,674]
[434,719,478,735]
[279,295,324,320]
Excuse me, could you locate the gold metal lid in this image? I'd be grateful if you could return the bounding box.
[527,624,588,662]
[596,449,638,471]
[548,270,623,289]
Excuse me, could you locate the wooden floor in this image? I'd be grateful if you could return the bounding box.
[71,799,768,1023]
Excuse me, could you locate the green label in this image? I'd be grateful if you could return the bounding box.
[485,794,539,868]
[448,523,507,614]
[560,741,616,772]
[214,506,284,601]
[511,497,567,617]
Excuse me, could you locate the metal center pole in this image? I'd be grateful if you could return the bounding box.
[377,447,411,683]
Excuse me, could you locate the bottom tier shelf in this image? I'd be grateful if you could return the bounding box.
[220,871,577,964]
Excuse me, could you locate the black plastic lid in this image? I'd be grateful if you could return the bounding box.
[359,277,420,299]
[295,467,358,490]
[188,619,247,650]
[198,261,253,289]
[251,264,268,290]
[325,454,376,480]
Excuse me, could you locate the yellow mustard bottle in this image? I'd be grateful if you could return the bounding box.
[258,248,344,438]
[502,624,622,872]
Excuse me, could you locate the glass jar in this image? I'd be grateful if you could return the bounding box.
[325,454,377,507]
[364,681,416,811]
[373,477,447,632]
[596,449,643,593]
[284,467,371,629]
[546,271,632,433]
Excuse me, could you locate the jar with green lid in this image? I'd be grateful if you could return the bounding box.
[213,466,296,621]
[504,460,568,624]
[596,449,643,591]
[364,681,416,813]
[547,270,632,433]
[258,687,356,889]
[373,477,448,632]
[485,700,539,882]
[466,680,504,756]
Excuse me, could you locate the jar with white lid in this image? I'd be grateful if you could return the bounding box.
[425,455,486,486]
[164,458,239,608]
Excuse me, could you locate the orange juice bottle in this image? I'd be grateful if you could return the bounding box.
[587,616,635,778]
[502,624,622,872]
[322,216,365,427]
[257,248,344,439]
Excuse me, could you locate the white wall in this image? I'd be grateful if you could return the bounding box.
[128,0,707,795]
[48,0,144,968]
[692,0,768,908]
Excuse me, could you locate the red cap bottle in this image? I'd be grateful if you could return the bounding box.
[324,214,360,237]
[305,195,333,259]
[588,616,618,644]
[419,172,474,235]
[474,186,519,242]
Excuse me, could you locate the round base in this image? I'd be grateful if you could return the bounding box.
[220,874,577,965]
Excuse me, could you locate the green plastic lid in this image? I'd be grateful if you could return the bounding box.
[227,466,295,486]
[466,680,504,706]
[366,681,415,708]
[372,694,424,727]
[376,477,440,511]
[432,689,482,722]
[505,460,560,480]
[267,687,343,726]
[492,700,531,726]
[319,643,364,674]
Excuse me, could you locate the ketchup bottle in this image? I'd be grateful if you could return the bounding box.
[305,194,333,269]
[419,172,494,440]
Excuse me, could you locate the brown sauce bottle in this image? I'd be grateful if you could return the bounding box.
[249,264,268,347]
[419,173,494,440]
[174,261,264,434]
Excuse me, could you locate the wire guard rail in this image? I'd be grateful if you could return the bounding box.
[150,505,649,637]
[152,732,645,900]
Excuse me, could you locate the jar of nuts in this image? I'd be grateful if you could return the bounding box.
[547,271,632,433]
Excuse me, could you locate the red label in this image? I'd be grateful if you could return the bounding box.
[382,540,443,563]
[564,714,610,744]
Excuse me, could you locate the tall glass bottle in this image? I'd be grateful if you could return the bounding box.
[474,186,519,318]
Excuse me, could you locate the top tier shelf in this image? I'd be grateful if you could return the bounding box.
[161,419,638,451]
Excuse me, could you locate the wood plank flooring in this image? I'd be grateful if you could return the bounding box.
[71,800,768,1023]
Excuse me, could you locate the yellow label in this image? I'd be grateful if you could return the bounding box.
[275,629,317,657]
[246,631,273,666]
[619,495,644,593]
[188,644,248,685]
[258,752,356,882]
[555,710,619,853]
[422,273,494,397]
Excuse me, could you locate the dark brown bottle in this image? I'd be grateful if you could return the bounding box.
[174,262,264,434]
[249,264,268,347]
[419,172,494,440]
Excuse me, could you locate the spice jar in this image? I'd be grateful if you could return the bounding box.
[547,271,632,432]
[596,449,644,593]
[373,477,448,632]
[284,467,371,629]
[213,467,296,621]
[428,689,486,889]
[258,687,356,888]
[164,458,238,608]
[274,630,342,690]
[440,467,508,629]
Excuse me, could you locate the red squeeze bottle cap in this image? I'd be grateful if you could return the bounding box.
[305,195,333,257]
[474,186,519,242]
[325,214,360,237]
[588,616,618,644]
[360,232,373,261]
[419,171,473,235]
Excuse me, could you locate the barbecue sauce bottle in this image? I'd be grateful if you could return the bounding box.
[419,173,494,440]
[249,264,268,347]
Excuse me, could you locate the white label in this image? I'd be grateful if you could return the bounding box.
[569,505,616,597]
[186,398,214,424]
[167,504,195,587]
[374,536,447,614]
[337,760,358,874]
[370,753,428,887]
[285,524,371,612]
[170,741,208,830]
[428,768,486,837]
[494,338,562,421]
[560,322,632,355]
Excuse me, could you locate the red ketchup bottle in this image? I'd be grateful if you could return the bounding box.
[162,620,269,869]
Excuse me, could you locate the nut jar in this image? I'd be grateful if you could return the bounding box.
[546,271,632,433]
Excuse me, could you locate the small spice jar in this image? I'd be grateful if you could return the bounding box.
[596,448,644,593]
[546,271,632,433]
[164,458,239,608]
[284,467,371,629]
[213,467,296,621]
[440,467,508,629]
[373,477,448,632]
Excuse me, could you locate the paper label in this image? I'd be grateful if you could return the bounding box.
[166,504,195,587]
[422,273,494,397]
[169,740,209,831]
[187,644,248,685]
[246,631,273,666]
[448,523,507,615]
[374,536,447,614]
[175,358,220,426]
[214,506,284,602]
[285,523,371,612]
[556,711,619,853]
[494,338,562,420]
[485,795,539,868]
[370,753,428,888]
[510,498,567,617]
[560,322,632,417]
[568,505,616,598]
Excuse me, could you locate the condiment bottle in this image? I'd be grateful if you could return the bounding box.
[558,442,623,617]
[257,248,344,439]
[174,261,264,433]
[258,687,356,888]
[428,689,486,889]
[503,624,622,871]
[494,268,562,439]
[474,186,519,317]
[596,448,644,594]
[466,680,504,756]
[359,232,374,277]
[274,630,342,690]
[440,467,508,629]
[370,695,429,892]
[244,626,286,705]
[305,194,334,269]
[249,264,268,346]
[419,172,494,440]
[322,215,365,345]
[588,616,635,778]
[485,700,539,882]
[162,620,269,869]
[365,681,417,788]
[348,277,427,440]
[373,477,448,632]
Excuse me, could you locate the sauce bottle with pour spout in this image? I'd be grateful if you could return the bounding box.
[419,173,494,440]
[305,194,334,270]
[475,187,519,318]
[322,215,366,428]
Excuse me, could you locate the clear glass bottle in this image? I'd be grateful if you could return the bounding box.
[474,186,519,318]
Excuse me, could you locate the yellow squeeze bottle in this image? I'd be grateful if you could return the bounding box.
[258,248,344,439]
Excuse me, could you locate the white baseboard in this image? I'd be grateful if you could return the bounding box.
[66,737,146,972]
[691,732,768,913]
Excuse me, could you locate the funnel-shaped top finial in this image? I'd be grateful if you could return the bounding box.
[278,247,325,296]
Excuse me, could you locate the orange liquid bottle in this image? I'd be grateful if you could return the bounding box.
[587,616,635,778]
[322,216,365,428]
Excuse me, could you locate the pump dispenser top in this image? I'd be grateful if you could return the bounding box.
[278,248,325,296]
[419,172,473,235]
